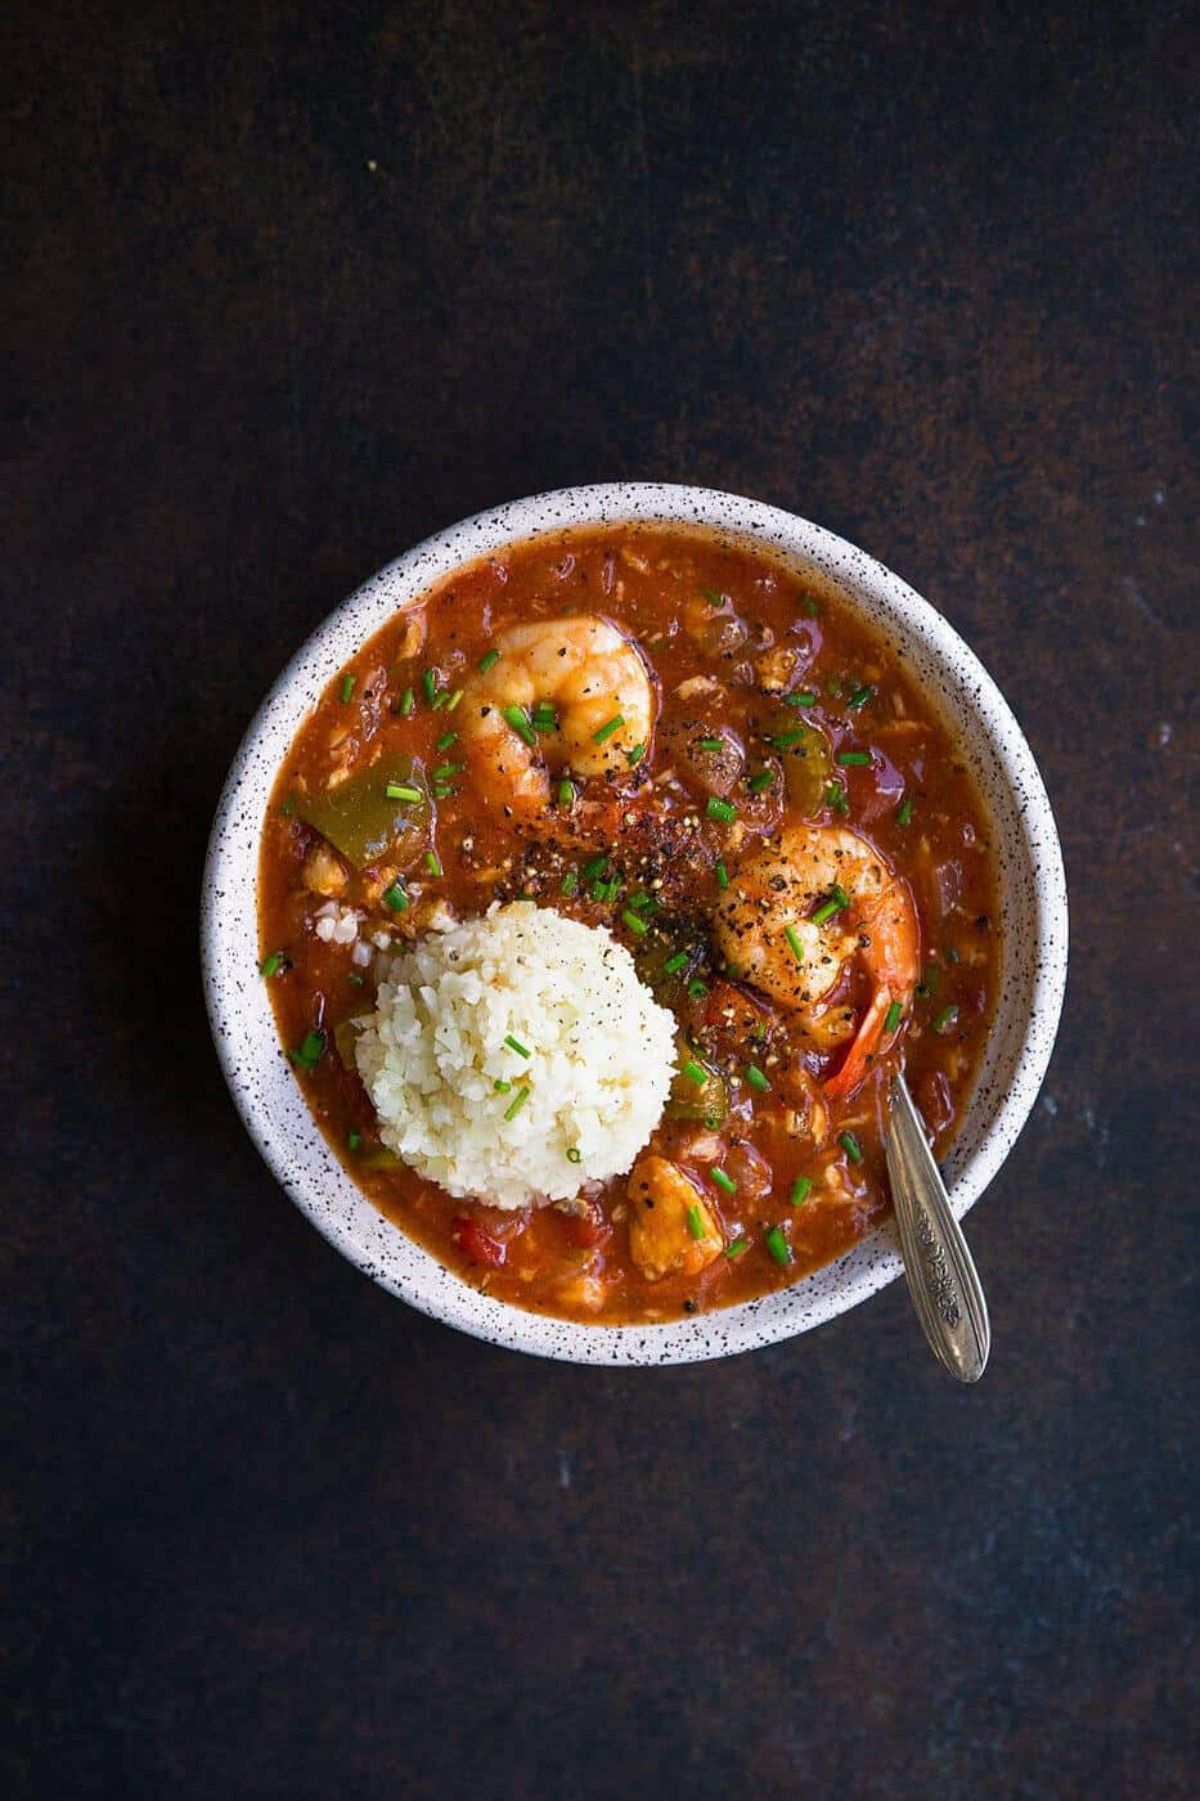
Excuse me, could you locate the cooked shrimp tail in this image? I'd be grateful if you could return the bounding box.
[459,613,656,818]
[823,987,893,1099]
[714,822,919,1100]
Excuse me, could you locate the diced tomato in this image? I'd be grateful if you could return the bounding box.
[914,1069,954,1138]
[452,1219,507,1267]
[854,744,907,825]
[702,978,777,1061]
[724,1139,773,1203]
[562,1198,611,1249]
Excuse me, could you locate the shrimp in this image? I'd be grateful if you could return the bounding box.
[459,615,656,815]
[713,823,919,1099]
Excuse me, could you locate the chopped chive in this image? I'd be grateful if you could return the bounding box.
[664,951,690,975]
[933,1004,960,1034]
[811,891,846,926]
[385,783,423,802]
[847,684,875,710]
[566,1147,583,1164]
[436,730,458,752]
[784,924,805,964]
[687,978,709,1000]
[259,951,285,979]
[558,777,575,809]
[746,1064,771,1093]
[725,1236,750,1261]
[433,762,464,780]
[840,1131,863,1163]
[628,891,655,913]
[502,704,537,747]
[896,795,914,826]
[697,737,724,751]
[561,869,579,896]
[503,1084,531,1121]
[710,1167,737,1196]
[431,688,450,710]
[621,909,649,936]
[280,796,296,816]
[786,691,818,708]
[626,742,646,766]
[790,1175,813,1207]
[700,586,725,606]
[748,769,775,794]
[400,687,415,716]
[493,1078,512,1093]
[802,596,821,617]
[424,850,444,877]
[593,713,625,745]
[682,1060,707,1087]
[836,750,872,767]
[826,779,850,815]
[446,688,463,712]
[531,703,557,731]
[765,1225,792,1265]
[478,648,500,674]
[383,881,409,911]
[686,1203,705,1241]
[601,876,621,903]
[433,786,455,800]
[348,1129,362,1151]
[422,668,438,703]
[715,859,730,890]
[582,854,608,880]
[706,796,737,823]
[504,1034,532,1059]
[832,884,850,908]
[288,1029,325,1070]
[884,1000,904,1034]
[772,727,809,749]
[340,673,356,703]
[347,972,365,987]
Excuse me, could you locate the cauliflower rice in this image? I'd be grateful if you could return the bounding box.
[354,902,678,1208]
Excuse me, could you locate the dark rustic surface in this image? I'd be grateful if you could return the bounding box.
[5,2,1197,1796]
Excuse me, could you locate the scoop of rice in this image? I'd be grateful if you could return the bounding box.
[354,901,678,1208]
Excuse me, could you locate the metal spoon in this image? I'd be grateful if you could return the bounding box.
[884,1072,991,1382]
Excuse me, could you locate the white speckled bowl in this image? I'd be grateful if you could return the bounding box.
[202,484,1067,1364]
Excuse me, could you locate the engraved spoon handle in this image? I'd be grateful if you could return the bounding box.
[884,1073,991,1383]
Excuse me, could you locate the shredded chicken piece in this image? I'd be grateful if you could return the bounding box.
[394,612,426,661]
[755,645,802,693]
[303,840,348,897]
[557,1270,605,1312]
[413,896,457,933]
[675,674,722,701]
[626,1155,723,1281]
[674,1128,725,1165]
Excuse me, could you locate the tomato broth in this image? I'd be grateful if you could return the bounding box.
[259,525,1000,1325]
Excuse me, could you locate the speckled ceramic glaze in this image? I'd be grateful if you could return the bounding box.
[201,484,1068,1365]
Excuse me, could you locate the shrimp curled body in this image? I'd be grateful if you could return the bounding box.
[714,823,919,1098]
[460,615,656,815]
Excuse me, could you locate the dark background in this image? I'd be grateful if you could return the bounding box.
[5,2,1197,1795]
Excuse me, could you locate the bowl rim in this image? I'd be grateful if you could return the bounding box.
[201,482,1068,1365]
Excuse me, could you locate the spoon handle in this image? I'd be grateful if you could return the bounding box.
[884,1073,991,1383]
